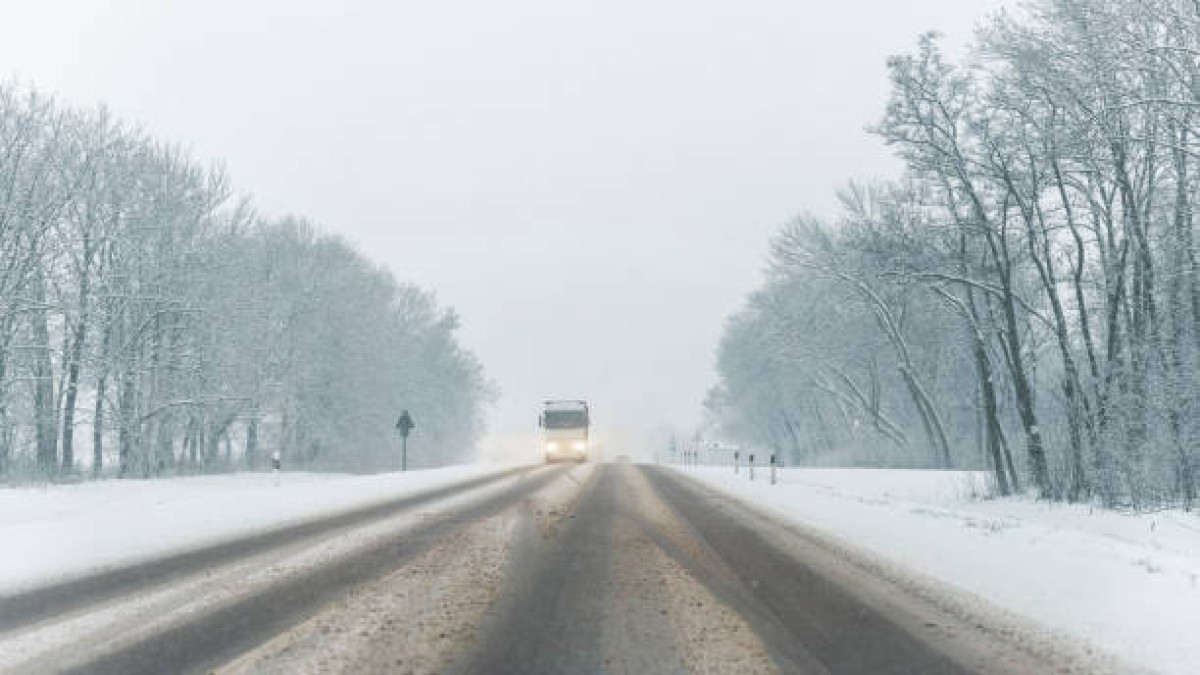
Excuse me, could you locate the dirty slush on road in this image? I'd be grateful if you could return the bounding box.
[225,462,774,675]
[219,462,1110,675]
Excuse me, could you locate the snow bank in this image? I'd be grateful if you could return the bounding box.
[0,464,513,595]
[678,465,1200,675]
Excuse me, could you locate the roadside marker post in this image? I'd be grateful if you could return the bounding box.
[770,454,776,485]
[749,454,755,481]
[734,451,740,474]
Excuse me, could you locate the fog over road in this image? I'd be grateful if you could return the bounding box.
[1,463,1105,674]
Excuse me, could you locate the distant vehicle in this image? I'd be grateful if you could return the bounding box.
[539,400,589,462]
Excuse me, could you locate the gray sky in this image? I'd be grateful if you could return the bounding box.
[1,0,1004,458]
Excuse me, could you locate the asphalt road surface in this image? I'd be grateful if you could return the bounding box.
[0,463,1114,674]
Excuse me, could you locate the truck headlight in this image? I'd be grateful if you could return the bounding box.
[572,440,587,451]
[546,441,559,452]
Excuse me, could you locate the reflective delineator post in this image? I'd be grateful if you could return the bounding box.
[734,451,740,474]
[770,454,776,485]
[749,454,755,481]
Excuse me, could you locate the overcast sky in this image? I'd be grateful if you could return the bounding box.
[2,0,1005,458]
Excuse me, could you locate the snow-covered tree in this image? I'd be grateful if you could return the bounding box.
[0,82,492,481]
[711,0,1199,506]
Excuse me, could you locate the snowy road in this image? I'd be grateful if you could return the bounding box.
[0,463,1121,674]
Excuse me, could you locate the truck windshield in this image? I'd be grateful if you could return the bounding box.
[544,410,587,429]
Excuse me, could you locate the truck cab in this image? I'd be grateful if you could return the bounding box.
[539,400,589,462]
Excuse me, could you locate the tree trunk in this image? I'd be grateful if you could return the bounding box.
[968,302,1011,494]
[245,414,259,470]
[0,351,9,478]
[93,372,106,478]
[32,275,58,477]
[60,319,87,474]
[91,317,112,478]
[118,371,135,478]
[186,414,199,469]
[987,224,1051,497]
[1168,122,1197,505]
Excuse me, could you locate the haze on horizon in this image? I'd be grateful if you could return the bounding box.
[0,0,1005,459]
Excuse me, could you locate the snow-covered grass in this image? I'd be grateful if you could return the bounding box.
[0,464,514,595]
[678,464,1200,675]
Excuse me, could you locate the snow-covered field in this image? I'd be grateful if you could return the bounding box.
[680,464,1200,675]
[0,464,513,595]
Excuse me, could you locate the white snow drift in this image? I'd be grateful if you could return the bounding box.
[0,464,512,595]
[680,464,1200,675]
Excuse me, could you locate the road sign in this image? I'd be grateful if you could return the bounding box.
[396,410,415,438]
[396,410,415,471]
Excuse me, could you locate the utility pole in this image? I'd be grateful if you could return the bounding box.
[396,410,415,471]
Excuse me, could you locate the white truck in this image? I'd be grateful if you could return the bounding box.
[539,400,589,462]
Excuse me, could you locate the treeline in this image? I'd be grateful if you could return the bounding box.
[708,0,1199,506]
[0,82,491,480]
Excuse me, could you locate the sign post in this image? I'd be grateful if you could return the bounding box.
[396,410,415,472]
